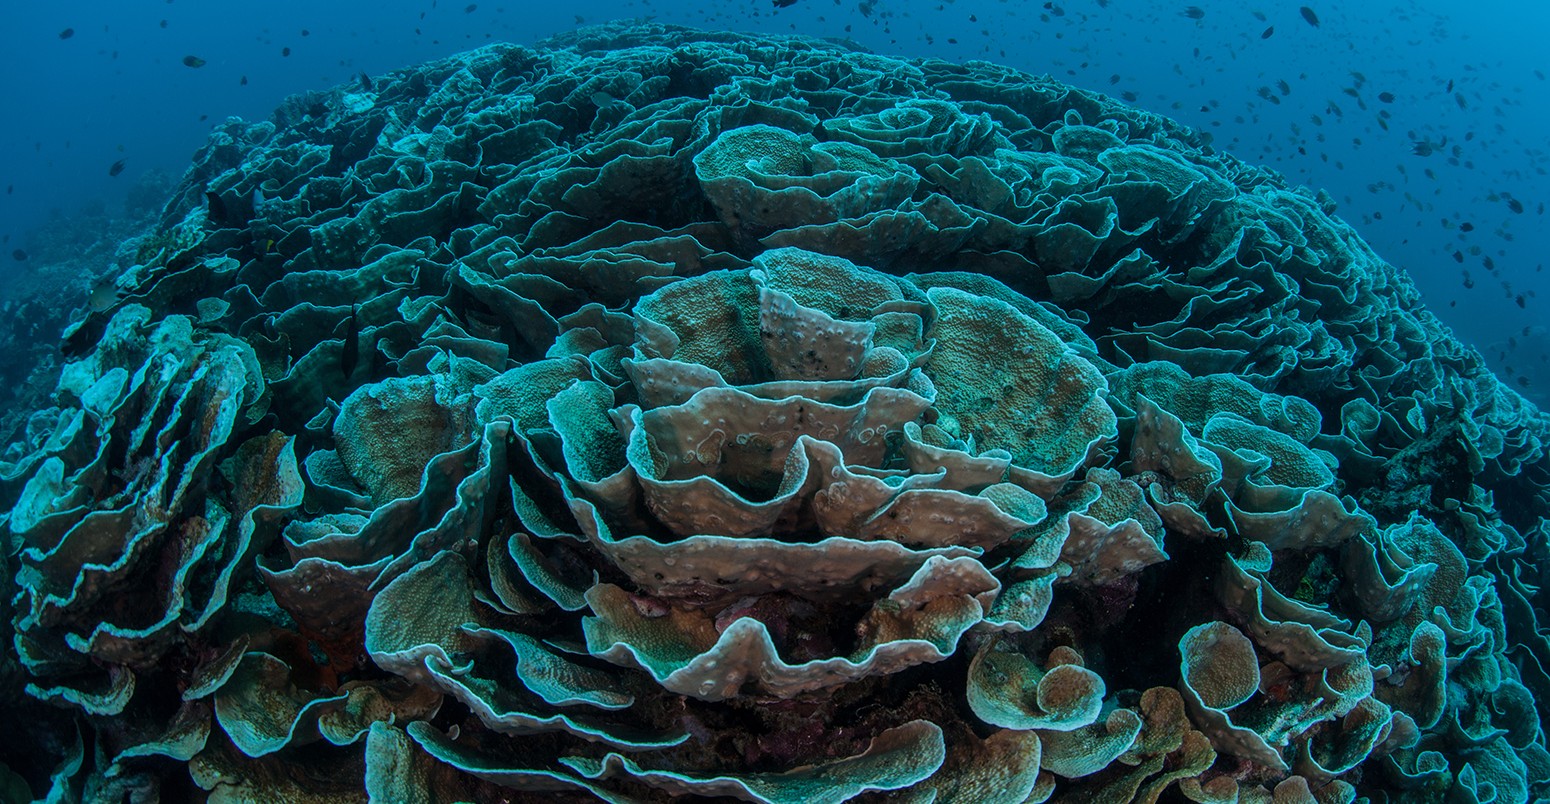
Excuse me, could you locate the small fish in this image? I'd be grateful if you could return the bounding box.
[1506,197,1524,214]
[773,0,798,5]
[1516,295,1527,309]
[240,75,248,86]
[1460,222,1475,232]
[1260,26,1274,38]
[358,71,372,90]
[464,2,477,10]
[341,303,360,379]
[9,249,25,261]
[282,46,291,57]
[1299,6,1319,26]
[182,55,206,68]
[88,276,118,312]
[58,28,75,39]
[1377,92,1394,103]
[108,158,126,177]
[205,191,227,226]
[1180,6,1205,20]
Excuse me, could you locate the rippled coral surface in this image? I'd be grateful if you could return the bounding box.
[1,22,1547,804]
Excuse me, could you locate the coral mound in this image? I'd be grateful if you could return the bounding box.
[2,21,1547,804]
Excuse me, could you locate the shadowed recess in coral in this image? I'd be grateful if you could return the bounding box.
[0,21,1547,804]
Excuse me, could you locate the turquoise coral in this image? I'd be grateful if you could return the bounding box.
[0,20,1545,804]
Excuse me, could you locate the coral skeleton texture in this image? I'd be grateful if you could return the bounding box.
[0,22,1546,804]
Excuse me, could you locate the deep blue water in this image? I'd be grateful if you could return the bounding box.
[1,0,1548,404]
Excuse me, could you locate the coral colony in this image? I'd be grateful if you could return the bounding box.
[3,23,1546,803]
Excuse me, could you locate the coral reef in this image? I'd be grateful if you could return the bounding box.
[1,22,1546,803]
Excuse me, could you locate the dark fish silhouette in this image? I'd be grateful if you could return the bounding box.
[58,28,74,40]
[282,47,291,57]
[108,158,126,177]
[464,3,477,11]
[341,303,360,378]
[10,249,26,261]
[773,0,798,6]
[359,72,372,91]
[1299,6,1319,26]
[205,191,228,226]
[1261,26,1274,38]
[1506,197,1524,214]
[182,55,206,68]
[1181,6,1205,19]
[1378,92,1394,103]
[240,75,248,86]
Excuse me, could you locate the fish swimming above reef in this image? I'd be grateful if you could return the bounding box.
[204,191,228,228]
[8,249,25,262]
[182,55,206,68]
[88,276,119,313]
[108,158,126,177]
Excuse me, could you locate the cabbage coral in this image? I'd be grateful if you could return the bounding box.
[1,22,1546,803]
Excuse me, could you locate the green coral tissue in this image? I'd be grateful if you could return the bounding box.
[1,22,1547,804]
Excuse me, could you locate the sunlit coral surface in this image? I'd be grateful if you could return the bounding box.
[2,22,1547,804]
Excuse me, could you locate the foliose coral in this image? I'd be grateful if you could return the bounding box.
[2,21,1547,803]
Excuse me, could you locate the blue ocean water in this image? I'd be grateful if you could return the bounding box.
[2,0,1548,404]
